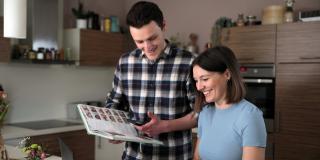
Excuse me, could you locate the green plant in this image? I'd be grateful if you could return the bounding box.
[19,137,47,160]
[72,2,88,19]
[211,17,234,46]
[0,87,9,123]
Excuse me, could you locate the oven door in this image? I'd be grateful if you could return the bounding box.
[244,78,275,132]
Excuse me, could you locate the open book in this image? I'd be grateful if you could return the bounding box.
[77,104,163,145]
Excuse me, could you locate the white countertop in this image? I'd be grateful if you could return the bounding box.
[2,119,85,140]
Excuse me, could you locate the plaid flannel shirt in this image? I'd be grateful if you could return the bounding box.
[106,43,195,160]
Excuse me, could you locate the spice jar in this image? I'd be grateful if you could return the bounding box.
[246,15,257,25]
[236,14,245,27]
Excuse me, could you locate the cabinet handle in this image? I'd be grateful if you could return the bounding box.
[238,58,254,61]
[300,56,320,60]
[275,111,280,133]
[97,137,102,149]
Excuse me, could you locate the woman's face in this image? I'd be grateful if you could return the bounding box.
[193,65,230,104]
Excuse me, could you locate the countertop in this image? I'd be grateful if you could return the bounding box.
[2,119,85,140]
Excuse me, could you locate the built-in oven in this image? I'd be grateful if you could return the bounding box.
[239,64,275,133]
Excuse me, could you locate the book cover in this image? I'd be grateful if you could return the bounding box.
[77,104,163,145]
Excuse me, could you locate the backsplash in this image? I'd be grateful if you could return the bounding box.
[0,63,114,123]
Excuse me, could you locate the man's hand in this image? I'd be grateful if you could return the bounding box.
[108,140,124,144]
[134,112,168,137]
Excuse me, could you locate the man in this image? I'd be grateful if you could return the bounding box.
[106,1,197,159]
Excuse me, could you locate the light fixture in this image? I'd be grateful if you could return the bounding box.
[3,0,27,39]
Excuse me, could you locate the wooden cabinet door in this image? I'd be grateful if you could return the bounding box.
[277,21,320,63]
[220,25,276,63]
[275,63,320,159]
[80,29,125,66]
[0,17,11,63]
[274,134,320,160]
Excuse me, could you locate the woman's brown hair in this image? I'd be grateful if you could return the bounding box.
[190,46,246,112]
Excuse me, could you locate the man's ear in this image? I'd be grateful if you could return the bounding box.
[161,20,166,31]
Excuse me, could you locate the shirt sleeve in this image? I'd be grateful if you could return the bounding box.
[242,109,267,147]
[105,59,127,111]
[197,109,204,139]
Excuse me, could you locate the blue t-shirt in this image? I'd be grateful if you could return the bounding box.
[198,99,267,160]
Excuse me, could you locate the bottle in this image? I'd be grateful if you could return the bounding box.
[104,17,111,32]
[236,14,245,26]
[284,0,295,23]
[36,48,44,60]
[28,50,36,60]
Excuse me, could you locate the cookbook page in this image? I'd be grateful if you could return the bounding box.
[78,104,137,137]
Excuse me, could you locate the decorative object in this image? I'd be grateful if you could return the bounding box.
[72,2,88,29]
[3,0,27,39]
[262,5,285,24]
[186,33,199,54]
[0,84,9,160]
[169,33,184,49]
[19,137,47,160]
[211,17,233,47]
[236,14,245,27]
[284,0,295,22]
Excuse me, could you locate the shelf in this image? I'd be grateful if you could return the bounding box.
[11,59,76,65]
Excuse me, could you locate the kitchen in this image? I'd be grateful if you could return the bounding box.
[1,0,320,159]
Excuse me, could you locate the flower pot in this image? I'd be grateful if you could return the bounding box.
[76,19,87,29]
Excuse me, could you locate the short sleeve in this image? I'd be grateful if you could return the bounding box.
[242,110,267,147]
[197,110,204,139]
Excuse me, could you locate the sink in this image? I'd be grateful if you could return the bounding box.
[8,119,82,130]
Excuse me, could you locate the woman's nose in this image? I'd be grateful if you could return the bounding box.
[196,82,204,91]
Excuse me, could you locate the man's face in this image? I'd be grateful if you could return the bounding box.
[129,21,166,61]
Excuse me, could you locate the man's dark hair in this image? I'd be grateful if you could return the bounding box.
[126,1,164,29]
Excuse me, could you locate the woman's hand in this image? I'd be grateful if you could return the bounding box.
[134,112,168,137]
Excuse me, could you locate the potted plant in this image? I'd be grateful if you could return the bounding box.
[72,2,88,29]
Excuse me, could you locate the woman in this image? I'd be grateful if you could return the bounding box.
[191,46,266,160]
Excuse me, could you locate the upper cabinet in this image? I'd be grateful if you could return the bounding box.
[64,29,132,67]
[220,25,276,64]
[277,21,320,63]
[0,17,11,63]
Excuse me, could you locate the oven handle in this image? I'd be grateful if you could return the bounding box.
[243,78,274,84]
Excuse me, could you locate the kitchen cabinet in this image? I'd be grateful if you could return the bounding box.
[0,17,11,63]
[220,25,276,64]
[64,29,133,67]
[276,21,320,63]
[95,137,124,160]
[274,21,320,160]
[29,130,95,160]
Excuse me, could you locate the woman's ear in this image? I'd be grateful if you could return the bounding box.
[225,69,231,80]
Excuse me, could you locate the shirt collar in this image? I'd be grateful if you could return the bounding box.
[138,39,172,61]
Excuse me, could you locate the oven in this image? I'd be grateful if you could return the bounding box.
[240,64,275,133]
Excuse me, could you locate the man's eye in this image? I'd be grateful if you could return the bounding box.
[136,41,143,44]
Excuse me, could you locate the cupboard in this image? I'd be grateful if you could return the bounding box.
[275,21,320,160]
[220,21,320,159]
[0,17,11,63]
[64,29,133,67]
[220,24,276,63]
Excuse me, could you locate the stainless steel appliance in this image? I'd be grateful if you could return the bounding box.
[240,64,275,133]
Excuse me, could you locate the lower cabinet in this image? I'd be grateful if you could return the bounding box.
[29,130,94,160]
[95,137,124,160]
[274,63,320,160]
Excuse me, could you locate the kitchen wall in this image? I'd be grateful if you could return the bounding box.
[1,0,319,123]
[63,0,126,28]
[0,63,115,123]
[124,0,320,52]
